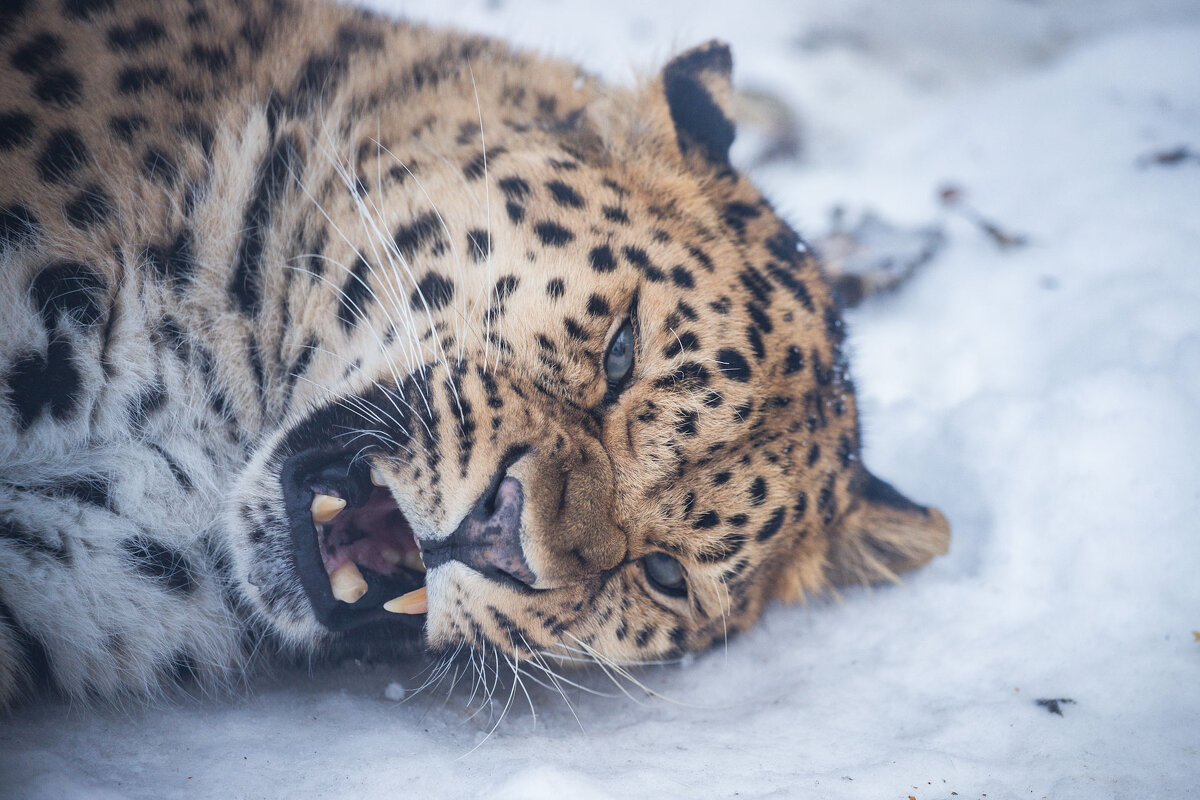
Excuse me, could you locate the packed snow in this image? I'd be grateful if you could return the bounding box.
[3,1,1199,798]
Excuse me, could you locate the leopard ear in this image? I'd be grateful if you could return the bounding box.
[822,471,950,590]
[774,469,949,601]
[659,41,736,167]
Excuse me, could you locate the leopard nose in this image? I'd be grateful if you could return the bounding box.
[420,475,536,587]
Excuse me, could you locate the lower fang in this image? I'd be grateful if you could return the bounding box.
[330,561,368,604]
[380,546,403,565]
[384,587,427,614]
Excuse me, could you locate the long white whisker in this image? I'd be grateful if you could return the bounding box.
[279,264,432,446]
[283,149,432,430]
[467,59,495,373]
[457,644,522,759]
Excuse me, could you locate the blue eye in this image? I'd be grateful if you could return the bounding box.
[605,320,635,385]
[642,552,687,596]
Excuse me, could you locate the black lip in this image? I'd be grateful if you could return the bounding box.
[280,447,424,633]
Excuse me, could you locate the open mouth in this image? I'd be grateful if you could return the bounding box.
[280,448,427,632]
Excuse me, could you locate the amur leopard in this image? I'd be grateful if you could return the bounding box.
[0,0,949,707]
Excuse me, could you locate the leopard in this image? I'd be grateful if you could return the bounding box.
[0,0,950,708]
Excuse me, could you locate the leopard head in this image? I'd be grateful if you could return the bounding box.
[227,37,949,668]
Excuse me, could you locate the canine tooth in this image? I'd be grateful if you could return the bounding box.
[330,562,368,604]
[383,587,427,615]
[380,546,403,565]
[311,493,346,524]
[370,467,386,487]
[402,549,426,573]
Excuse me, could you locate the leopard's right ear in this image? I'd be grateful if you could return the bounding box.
[825,471,950,588]
[773,469,950,603]
[658,41,736,168]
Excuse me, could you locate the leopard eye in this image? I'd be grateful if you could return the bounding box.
[642,552,687,597]
[605,319,635,386]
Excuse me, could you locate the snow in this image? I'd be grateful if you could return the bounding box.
[3,2,1199,798]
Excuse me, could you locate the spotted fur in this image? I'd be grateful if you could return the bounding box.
[0,0,948,707]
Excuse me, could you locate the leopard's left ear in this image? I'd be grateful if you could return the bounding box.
[659,41,736,167]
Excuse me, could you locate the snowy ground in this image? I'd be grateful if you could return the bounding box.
[3,1,1199,798]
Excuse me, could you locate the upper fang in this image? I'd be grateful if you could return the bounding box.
[311,493,346,524]
[370,467,386,487]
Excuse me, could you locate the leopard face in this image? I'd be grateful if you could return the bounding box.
[0,0,947,706]
[225,38,949,668]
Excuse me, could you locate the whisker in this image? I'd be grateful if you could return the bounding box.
[301,127,435,420]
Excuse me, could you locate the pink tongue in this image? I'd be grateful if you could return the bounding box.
[324,539,393,575]
[317,487,418,576]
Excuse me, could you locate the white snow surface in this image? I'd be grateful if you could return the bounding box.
[3,2,1199,798]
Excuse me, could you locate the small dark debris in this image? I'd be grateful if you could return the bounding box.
[938,183,1028,250]
[1136,145,1200,168]
[816,207,944,308]
[1036,697,1076,716]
